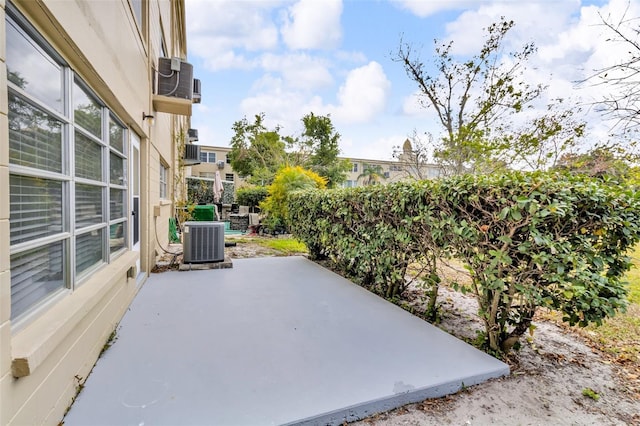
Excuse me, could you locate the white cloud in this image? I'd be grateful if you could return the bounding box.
[334,50,368,64]
[443,1,580,56]
[186,0,283,70]
[239,80,322,133]
[390,0,478,17]
[259,53,334,90]
[235,62,391,143]
[356,134,405,161]
[328,61,392,124]
[281,0,343,50]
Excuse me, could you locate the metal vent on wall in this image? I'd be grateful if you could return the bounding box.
[157,57,193,100]
[193,79,202,104]
[183,144,201,166]
[188,128,199,142]
[183,221,225,263]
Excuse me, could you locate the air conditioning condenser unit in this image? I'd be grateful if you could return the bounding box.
[183,144,201,166]
[183,221,225,263]
[157,57,193,100]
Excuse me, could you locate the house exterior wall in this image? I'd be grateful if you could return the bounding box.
[0,1,190,424]
[189,145,244,188]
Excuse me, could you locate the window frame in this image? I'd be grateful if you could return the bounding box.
[159,161,169,199]
[6,4,130,324]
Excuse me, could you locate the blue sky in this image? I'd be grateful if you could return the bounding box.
[185,0,636,161]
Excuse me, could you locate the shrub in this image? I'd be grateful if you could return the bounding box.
[260,166,326,232]
[439,172,640,352]
[236,186,268,212]
[288,171,640,354]
[289,181,448,307]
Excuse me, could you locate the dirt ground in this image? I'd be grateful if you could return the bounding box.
[158,240,640,425]
[353,284,640,426]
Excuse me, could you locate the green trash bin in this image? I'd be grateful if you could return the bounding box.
[192,205,215,221]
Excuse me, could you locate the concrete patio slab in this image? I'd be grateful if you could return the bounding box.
[63,256,509,426]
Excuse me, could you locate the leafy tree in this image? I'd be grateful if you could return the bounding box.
[357,164,386,186]
[260,166,326,231]
[295,113,351,188]
[555,145,632,178]
[236,186,268,212]
[395,18,585,175]
[228,113,287,185]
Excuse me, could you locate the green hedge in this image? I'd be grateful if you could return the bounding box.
[236,186,268,210]
[288,172,640,353]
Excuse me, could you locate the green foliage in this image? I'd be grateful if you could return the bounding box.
[437,172,640,352]
[555,145,633,179]
[299,113,351,188]
[228,113,287,185]
[236,186,268,211]
[228,112,351,187]
[357,164,386,186]
[288,171,640,354]
[260,166,326,231]
[260,238,308,255]
[186,177,234,205]
[582,388,600,401]
[289,180,450,306]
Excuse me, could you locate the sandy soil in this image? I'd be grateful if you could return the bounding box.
[158,241,640,425]
[353,285,640,426]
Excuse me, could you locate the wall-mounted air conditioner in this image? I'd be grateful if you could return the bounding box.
[183,144,201,166]
[183,221,225,263]
[217,161,225,169]
[157,57,193,99]
[153,57,194,116]
[193,79,201,104]
[188,128,199,142]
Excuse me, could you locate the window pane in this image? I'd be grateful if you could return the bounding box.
[74,81,102,137]
[8,93,63,173]
[76,229,104,275]
[11,241,65,319]
[76,183,103,228]
[6,17,63,113]
[109,118,124,153]
[110,222,126,254]
[110,188,125,220]
[75,131,102,181]
[110,152,125,185]
[200,151,207,163]
[10,175,63,245]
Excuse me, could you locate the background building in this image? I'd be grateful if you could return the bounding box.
[0,1,195,424]
[189,140,443,197]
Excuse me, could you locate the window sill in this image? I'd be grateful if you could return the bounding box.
[159,199,172,206]
[11,251,139,378]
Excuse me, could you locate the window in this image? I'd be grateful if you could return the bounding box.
[199,152,216,163]
[226,155,231,164]
[352,163,358,173]
[383,171,390,179]
[6,7,128,321]
[389,164,402,172]
[225,173,234,182]
[343,180,355,188]
[160,162,168,199]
